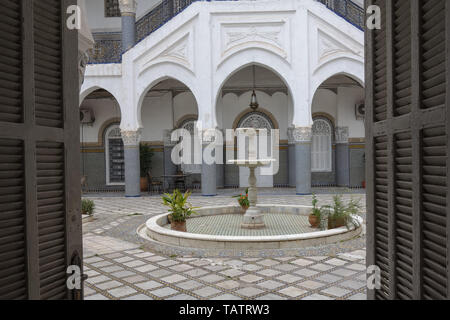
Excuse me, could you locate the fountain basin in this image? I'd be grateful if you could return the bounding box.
[138,205,363,250]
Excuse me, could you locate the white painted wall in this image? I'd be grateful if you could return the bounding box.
[80,98,121,143]
[312,89,338,122]
[336,87,365,138]
[311,86,365,138]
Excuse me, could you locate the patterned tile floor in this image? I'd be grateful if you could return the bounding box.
[82,188,367,300]
[163,214,317,236]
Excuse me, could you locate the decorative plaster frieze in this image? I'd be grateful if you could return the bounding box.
[292,127,312,143]
[335,127,349,144]
[139,33,193,74]
[121,130,141,146]
[159,36,190,66]
[202,129,221,144]
[220,21,288,61]
[318,31,350,63]
[287,127,295,145]
[119,0,137,15]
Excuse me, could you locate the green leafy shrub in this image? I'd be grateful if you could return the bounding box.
[140,143,154,178]
[311,194,321,218]
[162,189,198,222]
[321,195,362,230]
[81,199,95,216]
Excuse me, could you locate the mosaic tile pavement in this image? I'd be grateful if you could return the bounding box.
[163,214,318,236]
[82,188,368,300]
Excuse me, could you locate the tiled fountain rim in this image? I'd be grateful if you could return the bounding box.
[140,205,363,249]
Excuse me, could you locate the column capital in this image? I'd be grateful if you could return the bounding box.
[335,127,349,144]
[163,129,177,147]
[290,126,312,144]
[121,129,141,146]
[119,0,137,15]
[197,128,222,145]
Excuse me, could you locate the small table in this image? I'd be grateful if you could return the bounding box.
[160,174,191,193]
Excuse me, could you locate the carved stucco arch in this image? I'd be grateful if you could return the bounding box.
[214,48,295,129]
[79,84,122,108]
[310,57,364,112]
[136,62,200,129]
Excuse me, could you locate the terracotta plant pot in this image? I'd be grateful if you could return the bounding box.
[171,220,187,232]
[328,217,346,229]
[241,205,249,213]
[140,177,148,192]
[308,214,320,228]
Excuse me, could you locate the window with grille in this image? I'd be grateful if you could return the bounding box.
[105,0,120,17]
[311,118,332,172]
[105,126,125,184]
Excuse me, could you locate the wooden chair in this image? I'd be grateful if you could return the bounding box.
[81,175,88,193]
[147,172,162,195]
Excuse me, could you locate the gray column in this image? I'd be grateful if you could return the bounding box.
[287,127,296,188]
[121,130,141,197]
[201,130,217,196]
[119,0,137,52]
[163,129,177,190]
[335,127,350,187]
[292,127,312,195]
[216,131,225,189]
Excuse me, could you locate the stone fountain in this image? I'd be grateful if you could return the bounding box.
[139,128,363,253]
[228,128,276,229]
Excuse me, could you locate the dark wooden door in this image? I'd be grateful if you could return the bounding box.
[366,0,450,300]
[0,0,82,299]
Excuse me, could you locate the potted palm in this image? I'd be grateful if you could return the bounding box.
[308,194,321,228]
[162,189,197,232]
[323,195,362,229]
[140,143,154,192]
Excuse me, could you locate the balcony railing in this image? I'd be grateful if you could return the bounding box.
[316,0,365,31]
[87,0,364,65]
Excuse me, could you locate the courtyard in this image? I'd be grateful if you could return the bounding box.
[82,189,367,300]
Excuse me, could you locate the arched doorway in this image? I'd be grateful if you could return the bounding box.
[139,78,200,190]
[311,74,365,187]
[79,88,122,192]
[216,64,291,188]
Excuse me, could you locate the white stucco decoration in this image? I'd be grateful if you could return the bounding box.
[82,0,364,132]
[119,0,137,14]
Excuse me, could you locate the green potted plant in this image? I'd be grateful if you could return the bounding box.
[308,194,321,228]
[322,195,362,230]
[162,189,198,232]
[140,143,154,191]
[233,188,250,212]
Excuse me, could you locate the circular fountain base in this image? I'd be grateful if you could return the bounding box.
[138,205,363,251]
[241,208,266,229]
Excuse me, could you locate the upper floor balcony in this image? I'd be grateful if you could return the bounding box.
[86,0,364,65]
